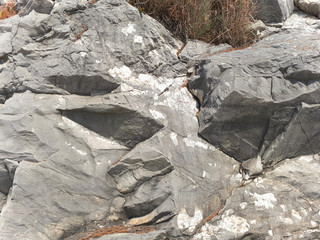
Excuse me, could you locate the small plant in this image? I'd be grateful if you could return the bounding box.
[0,2,17,20]
[129,0,255,47]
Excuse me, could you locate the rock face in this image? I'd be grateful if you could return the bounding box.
[255,0,294,22]
[194,154,320,240]
[0,0,319,240]
[295,0,320,18]
[0,0,240,239]
[189,28,320,166]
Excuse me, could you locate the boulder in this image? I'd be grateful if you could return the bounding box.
[295,0,320,18]
[189,29,320,166]
[15,0,54,16]
[107,130,241,232]
[255,0,294,22]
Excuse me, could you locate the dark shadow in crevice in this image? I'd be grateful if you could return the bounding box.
[47,74,119,96]
[61,107,164,149]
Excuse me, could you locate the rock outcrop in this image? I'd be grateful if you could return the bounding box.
[0,0,319,240]
[255,0,294,22]
[295,0,320,18]
[189,28,320,166]
[0,0,240,239]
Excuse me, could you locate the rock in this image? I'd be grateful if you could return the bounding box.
[295,0,320,18]
[249,20,281,40]
[15,0,54,16]
[0,0,319,239]
[0,32,12,59]
[0,162,11,195]
[283,10,320,33]
[241,155,263,177]
[179,40,232,64]
[255,0,294,23]
[4,159,19,180]
[108,130,241,233]
[189,29,320,166]
[0,192,5,212]
[94,230,166,240]
[0,0,214,238]
[194,154,320,240]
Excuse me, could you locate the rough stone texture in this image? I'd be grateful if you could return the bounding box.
[0,0,240,239]
[189,28,320,166]
[15,0,54,16]
[255,0,295,22]
[179,40,232,64]
[295,0,320,18]
[0,0,319,240]
[194,154,320,240]
[283,10,320,32]
[107,130,241,232]
[95,231,166,240]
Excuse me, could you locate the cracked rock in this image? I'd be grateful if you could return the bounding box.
[189,29,320,166]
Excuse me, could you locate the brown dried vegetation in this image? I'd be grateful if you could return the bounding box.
[0,2,17,20]
[129,0,255,47]
[77,225,155,240]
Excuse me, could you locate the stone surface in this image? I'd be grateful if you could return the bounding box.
[0,0,319,240]
[179,40,232,64]
[255,0,294,22]
[295,0,320,18]
[95,230,166,240]
[189,28,320,166]
[194,154,320,240]
[283,10,320,32]
[16,0,54,16]
[0,0,241,239]
[108,130,241,231]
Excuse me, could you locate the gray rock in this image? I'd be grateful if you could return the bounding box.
[95,230,166,240]
[194,154,320,240]
[283,11,320,33]
[241,155,263,177]
[0,0,319,239]
[108,129,241,232]
[5,159,20,180]
[16,0,54,16]
[295,0,320,18]
[189,29,320,166]
[249,20,281,40]
[179,40,232,64]
[0,1,192,238]
[0,32,12,59]
[255,0,294,23]
[0,162,11,195]
[0,192,5,213]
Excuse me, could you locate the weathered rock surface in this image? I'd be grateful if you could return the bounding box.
[194,154,320,240]
[0,0,319,240]
[0,0,241,239]
[189,28,320,166]
[255,0,294,22]
[295,0,320,18]
[15,0,54,16]
[107,130,241,233]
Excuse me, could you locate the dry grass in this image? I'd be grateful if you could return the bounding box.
[77,225,155,240]
[88,0,99,5]
[129,0,255,47]
[0,2,17,20]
